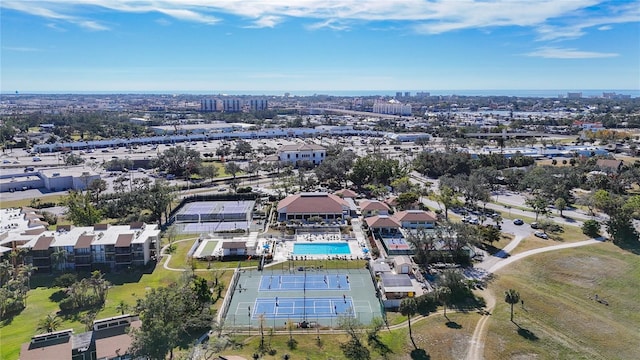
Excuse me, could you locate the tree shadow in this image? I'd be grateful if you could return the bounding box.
[410,348,431,360]
[517,327,539,341]
[615,239,640,255]
[49,289,67,302]
[445,321,462,329]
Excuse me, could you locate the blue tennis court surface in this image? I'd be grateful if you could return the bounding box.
[252,297,355,319]
[258,274,351,291]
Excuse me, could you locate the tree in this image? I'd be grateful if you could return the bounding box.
[435,183,460,221]
[87,178,107,203]
[366,317,391,358]
[399,297,418,350]
[338,316,370,360]
[199,164,219,184]
[582,219,600,238]
[153,146,201,177]
[63,191,103,226]
[50,248,66,272]
[395,192,419,210]
[37,313,61,333]
[554,197,567,217]
[63,153,85,166]
[224,162,242,181]
[436,286,452,319]
[19,263,37,293]
[525,195,550,221]
[146,180,175,226]
[131,277,215,360]
[504,289,520,322]
[233,140,253,159]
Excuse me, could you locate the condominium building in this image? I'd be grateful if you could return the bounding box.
[0,208,161,272]
[372,99,412,116]
[222,99,242,112]
[26,222,160,272]
[249,99,268,111]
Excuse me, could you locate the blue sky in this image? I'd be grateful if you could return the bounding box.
[1,0,639,93]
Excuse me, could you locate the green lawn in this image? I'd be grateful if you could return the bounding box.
[484,242,640,360]
[0,194,67,209]
[0,260,234,360]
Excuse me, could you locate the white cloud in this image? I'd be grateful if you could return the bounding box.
[246,16,282,29]
[2,47,42,52]
[1,0,638,39]
[2,0,110,31]
[155,18,171,26]
[306,19,350,31]
[598,25,612,30]
[525,47,618,59]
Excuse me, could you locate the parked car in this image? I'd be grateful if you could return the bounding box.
[530,222,540,229]
[513,219,524,225]
[534,231,548,239]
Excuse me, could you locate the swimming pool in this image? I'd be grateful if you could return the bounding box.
[293,242,351,255]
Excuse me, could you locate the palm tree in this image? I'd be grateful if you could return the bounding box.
[116,300,129,315]
[399,297,418,349]
[504,289,520,322]
[50,247,66,273]
[37,313,61,333]
[436,286,452,320]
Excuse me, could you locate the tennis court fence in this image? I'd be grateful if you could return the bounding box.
[217,262,242,323]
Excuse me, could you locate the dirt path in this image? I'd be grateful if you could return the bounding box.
[465,237,605,360]
[465,289,496,360]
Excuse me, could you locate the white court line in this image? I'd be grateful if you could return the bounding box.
[236,302,253,315]
[353,300,373,312]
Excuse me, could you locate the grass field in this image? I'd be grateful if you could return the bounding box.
[215,310,481,360]
[0,194,66,209]
[484,242,640,360]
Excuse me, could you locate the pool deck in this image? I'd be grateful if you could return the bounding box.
[272,236,370,261]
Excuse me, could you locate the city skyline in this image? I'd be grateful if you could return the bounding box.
[1,0,639,93]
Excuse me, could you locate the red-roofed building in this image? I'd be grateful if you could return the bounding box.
[359,200,391,217]
[277,192,350,222]
[334,189,358,198]
[364,215,401,234]
[392,210,436,229]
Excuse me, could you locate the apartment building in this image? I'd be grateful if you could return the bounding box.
[277,143,326,167]
[28,222,160,272]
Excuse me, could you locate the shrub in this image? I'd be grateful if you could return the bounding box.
[54,273,78,288]
[582,219,600,237]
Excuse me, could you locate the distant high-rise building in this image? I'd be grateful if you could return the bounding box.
[200,99,223,112]
[222,99,241,112]
[567,92,582,99]
[416,92,430,98]
[404,92,411,97]
[395,92,403,99]
[201,99,215,112]
[373,99,412,116]
[249,99,268,111]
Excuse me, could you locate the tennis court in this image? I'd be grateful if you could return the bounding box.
[258,274,350,291]
[247,297,359,319]
[222,268,383,328]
